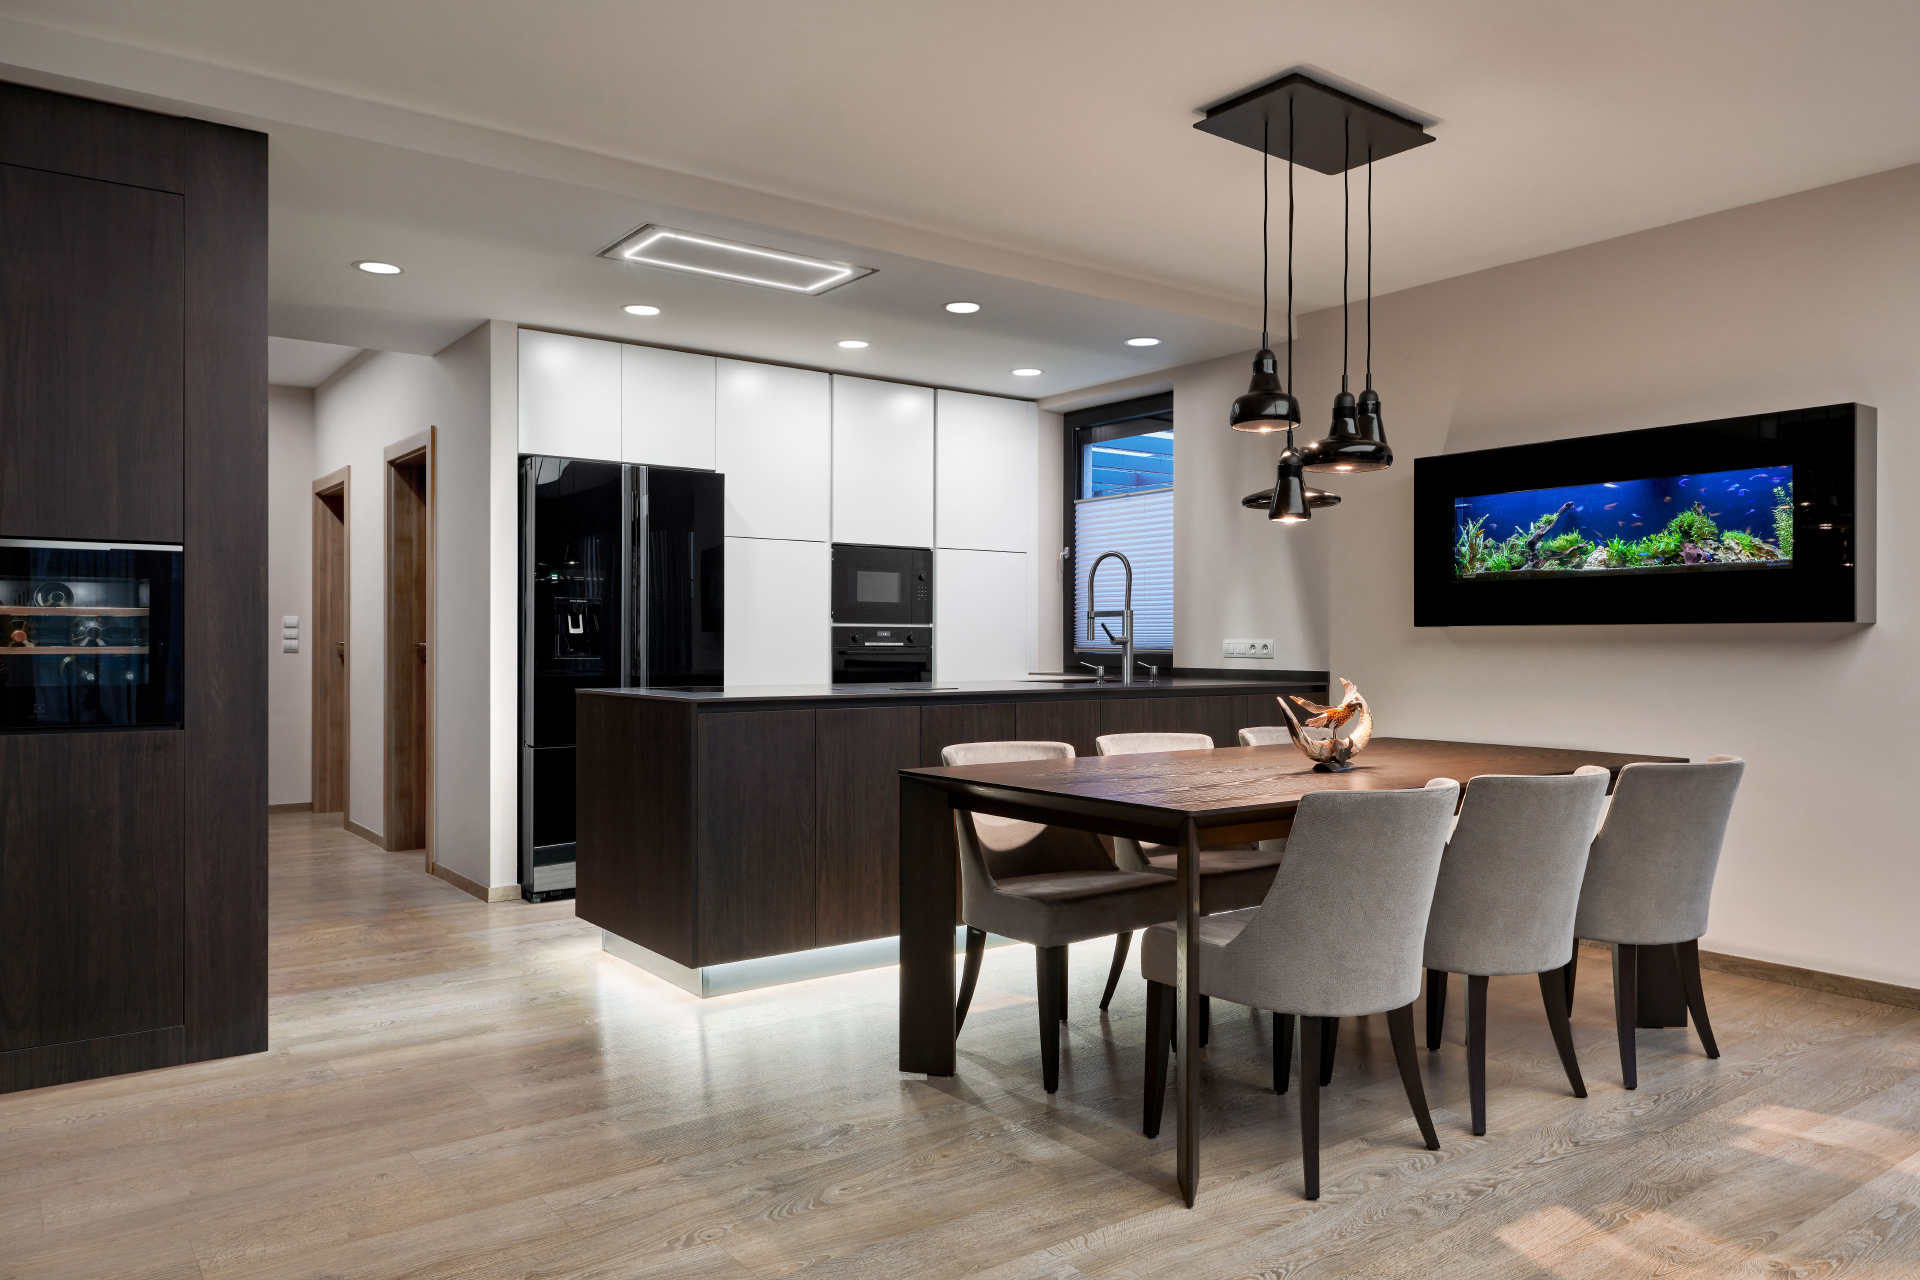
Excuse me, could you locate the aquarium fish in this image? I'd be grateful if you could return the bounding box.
[1601,482,1620,489]
[1630,522,1643,527]
[1663,495,1672,501]
[1679,477,1690,487]
[1630,513,1643,519]
[1604,502,1617,510]
[1737,488,1749,497]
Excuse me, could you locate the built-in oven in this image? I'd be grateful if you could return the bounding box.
[831,543,931,627]
[832,625,932,684]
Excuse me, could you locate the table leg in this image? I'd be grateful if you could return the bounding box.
[1175,817,1201,1207]
[899,775,957,1076]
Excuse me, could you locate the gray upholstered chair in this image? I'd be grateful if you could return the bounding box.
[943,740,1178,1093]
[1237,724,1290,748]
[1138,779,1460,1200]
[1421,767,1611,1134]
[1569,756,1745,1089]
[1093,732,1286,1015]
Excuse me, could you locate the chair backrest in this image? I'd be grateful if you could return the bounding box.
[1095,732,1215,756]
[1574,756,1744,946]
[940,741,1113,884]
[1208,779,1460,1018]
[1422,767,1611,977]
[1238,725,1290,747]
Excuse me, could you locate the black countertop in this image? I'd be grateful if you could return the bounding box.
[583,675,1318,711]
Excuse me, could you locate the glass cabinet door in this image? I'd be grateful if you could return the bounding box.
[0,538,183,728]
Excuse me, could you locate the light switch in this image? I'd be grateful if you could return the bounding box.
[282,639,300,653]
[282,615,299,628]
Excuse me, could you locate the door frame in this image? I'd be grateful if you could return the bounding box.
[311,466,350,818]
[382,429,435,871]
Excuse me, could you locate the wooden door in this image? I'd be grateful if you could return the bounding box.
[311,470,349,814]
[384,450,428,852]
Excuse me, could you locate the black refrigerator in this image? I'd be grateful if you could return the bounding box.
[520,457,724,900]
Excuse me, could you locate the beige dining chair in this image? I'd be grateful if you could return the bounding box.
[943,740,1179,1093]
[1091,732,1285,1019]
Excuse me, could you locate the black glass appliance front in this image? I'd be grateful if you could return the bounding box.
[0,538,183,729]
[831,543,931,627]
[831,625,932,684]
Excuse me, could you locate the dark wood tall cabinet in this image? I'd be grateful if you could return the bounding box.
[0,82,266,1093]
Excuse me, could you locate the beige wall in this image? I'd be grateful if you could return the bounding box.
[1156,163,1919,987]
[266,384,315,806]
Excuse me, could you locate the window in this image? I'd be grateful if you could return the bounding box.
[1063,394,1173,666]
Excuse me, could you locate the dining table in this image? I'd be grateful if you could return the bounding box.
[897,735,1686,1206]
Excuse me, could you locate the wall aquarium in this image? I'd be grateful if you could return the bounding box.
[1414,405,1874,626]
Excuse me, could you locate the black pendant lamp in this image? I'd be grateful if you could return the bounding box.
[1305,134,1392,474]
[1229,109,1300,433]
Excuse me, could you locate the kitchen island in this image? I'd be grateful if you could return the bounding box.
[575,676,1320,994]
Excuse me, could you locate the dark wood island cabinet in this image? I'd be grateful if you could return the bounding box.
[575,678,1319,987]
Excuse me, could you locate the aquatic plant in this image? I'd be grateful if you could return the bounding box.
[1631,528,1685,564]
[1604,536,1637,568]
[1455,514,1491,575]
[1773,483,1794,557]
[1482,547,1520,573]
[1665,505,1719,544]
[1538,530,1593,566]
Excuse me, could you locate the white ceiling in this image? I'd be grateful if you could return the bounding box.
[7,1,1920,395]
[266,336,362,387]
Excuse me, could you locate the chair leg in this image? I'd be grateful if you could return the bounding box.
[1385,1002,1441,1151]
[955,927,986,1034]
[1199,994,1210,1047]
[1538,969,1587,1098]
[1056,944,1069,1022]
[1273,1012,1294,1094]
[1676,939,1720,1059]
[1100,932,1132,1011]
[1612,943,1639,1090]
[1564,944,1580,1008]
[1037,945,1064,1093]
[1299,1012,1322,1200]
[1467,975,1489,1136]
[1319,1016,1338,1087]
[1426,969,1448,1050]
[1143,979,1173,1137]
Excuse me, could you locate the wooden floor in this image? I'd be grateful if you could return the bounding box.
[4,814,1919,1279]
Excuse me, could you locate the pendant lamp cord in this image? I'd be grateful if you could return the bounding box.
[1342,116,1350,387]
[1366,147,1374,388]
[1286,95,1295,397]
[1261,116,1269,351]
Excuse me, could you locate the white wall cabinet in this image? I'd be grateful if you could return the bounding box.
[724,537,830,686]
[935,390,1038,554]
[716,360,831,541]
[831,376,934,548]
[935,548,1030,681]
[623,344,715,471]
[518,330,620,460]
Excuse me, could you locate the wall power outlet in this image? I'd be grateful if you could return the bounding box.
[1222,638,1274,659]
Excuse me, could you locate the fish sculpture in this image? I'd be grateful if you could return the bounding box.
[1275,677,1373,772]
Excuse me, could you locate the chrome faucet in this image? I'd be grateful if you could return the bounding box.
[1085,550,1138,686]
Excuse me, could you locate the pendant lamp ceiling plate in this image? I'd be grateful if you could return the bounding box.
[1195,73,1433,175]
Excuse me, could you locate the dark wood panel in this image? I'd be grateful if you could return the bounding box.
[0,161,184,542]
[1096,694,1238,743]
[180,117,269,1066]
[312,482,349,813]
[918,702,1018,767]
[0,81,184,192]
[817,706,920,948]
[0,1025,187,1095]
[576,694,697,965]
[1015,699,1100,758]
[0,731,184,1052]
[697,710,818,966]
[384,457,427,851]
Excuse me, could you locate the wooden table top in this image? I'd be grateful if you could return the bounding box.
[902,737,1684,843]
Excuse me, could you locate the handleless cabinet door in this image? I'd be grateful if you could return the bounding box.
[935,548,1030,681]
[935,390,1037,554]
[622,344,715,470]
[832,376,933,548]
[723,537,830,686]
[716,360,830,541]
[518,330,620,461]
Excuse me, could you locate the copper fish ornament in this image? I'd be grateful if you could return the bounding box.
[1276,677,1373,772]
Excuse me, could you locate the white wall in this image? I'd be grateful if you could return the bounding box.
[311,324,513,890]
[266,384,314,806]
[1148,164,1919,987]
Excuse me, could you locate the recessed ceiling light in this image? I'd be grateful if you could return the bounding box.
[1011,368,1043,377]
[1125,337,1161,347]
[623,304,661,316]
[599,223,873,294]
[838,339,870,349]
[353,261,402,275]
[945,301,981,314]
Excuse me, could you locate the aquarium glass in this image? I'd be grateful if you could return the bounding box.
[1453,465,1794,579]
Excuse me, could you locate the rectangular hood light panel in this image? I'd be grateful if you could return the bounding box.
[599,224,874,294]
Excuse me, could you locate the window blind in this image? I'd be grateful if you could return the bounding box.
[1073,486,1173,652]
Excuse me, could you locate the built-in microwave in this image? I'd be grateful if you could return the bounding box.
[831,543,931,627]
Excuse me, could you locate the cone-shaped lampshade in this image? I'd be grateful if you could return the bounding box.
[1229,348,1300,433]
[1235,445,1342,523]
[1240,471,1342,519]
[1305,381,1391,473]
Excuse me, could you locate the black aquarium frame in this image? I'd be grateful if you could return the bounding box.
[1414,404,1875,627]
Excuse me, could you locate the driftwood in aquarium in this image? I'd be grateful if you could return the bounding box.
[1276,678,1374,772]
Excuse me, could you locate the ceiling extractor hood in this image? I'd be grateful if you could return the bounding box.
[598,224,874,294]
